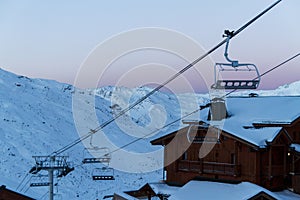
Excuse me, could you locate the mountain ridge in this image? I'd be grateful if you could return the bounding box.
[1,68,300,199]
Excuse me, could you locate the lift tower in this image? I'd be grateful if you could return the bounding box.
[29,156,74,200]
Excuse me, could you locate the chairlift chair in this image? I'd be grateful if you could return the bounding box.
[30,175,49,187]
[211,30,260,90]
[82,147,111,164]
[92,167,115,181]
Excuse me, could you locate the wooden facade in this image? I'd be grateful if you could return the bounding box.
[0,185,35,200]
[151,116,300,193]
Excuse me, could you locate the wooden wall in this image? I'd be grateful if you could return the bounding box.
[163,128,291,191]
[0,186,34,200]
[164,128,262,186]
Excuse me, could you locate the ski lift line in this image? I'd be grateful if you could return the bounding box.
[22,50,296,194]
[108,107,204,156]
[258,53,300,79]
[51,0,282,156]
[229,0,282,39]
[40,191,49,200]
[44,51,298,189]
[224,52,300,97]
[24,185,31,194]
[105,51,300,157]
[19,176,32,193]
[51,132,92,156]
[16,173,29,191]
[54,51,299,180]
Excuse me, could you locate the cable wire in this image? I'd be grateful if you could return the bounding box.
[106,51,300,157]
[52,0,282,156]
[19,175,32,193]
[16,173,29,191]
[224,52,300,97]
[109,106,206,155]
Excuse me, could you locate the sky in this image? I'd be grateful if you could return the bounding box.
[0,0,299,93]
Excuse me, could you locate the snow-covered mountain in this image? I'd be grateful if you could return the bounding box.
[1,68,300,199]
[0,68,207,199]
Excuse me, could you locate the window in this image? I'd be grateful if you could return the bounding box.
[231,153,236,164]
[182,152,188,160]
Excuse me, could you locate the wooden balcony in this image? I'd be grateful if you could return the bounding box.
[178,160,241,176]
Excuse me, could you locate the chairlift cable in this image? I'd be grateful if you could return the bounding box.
[26,51,298,196]
[19,176,32,192]
[40,191,49,200]
[51,0,282,156]
[224,52,300,97]
[16,173,29,191]
[104,51,300,157]
[41,51,298,186]
[109,107,204,155]
[24,185,31,193]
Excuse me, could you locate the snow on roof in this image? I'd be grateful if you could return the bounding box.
[290,143,300,153]
[113,192,139,200]
[275,190,300,200]
[148,182,179,196]
[226,96,300,124]
[169,181,281,200]
[198,96,300,147]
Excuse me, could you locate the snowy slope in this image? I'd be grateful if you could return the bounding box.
[0,68,206,199]
[233,81,300,96]
[1,67,300,199]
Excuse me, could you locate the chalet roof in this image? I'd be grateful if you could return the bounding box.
[290,143,300,153]
[125,182,179,199]
[223,96,300,125]
[112,192,138,200]
[148,182,179,196]
[199,96,300,147]
[152,96,300,147]
[169,181,280,200]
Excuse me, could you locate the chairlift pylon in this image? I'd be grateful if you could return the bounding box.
[211,30,260,90]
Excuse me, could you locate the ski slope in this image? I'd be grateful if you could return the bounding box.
[1,68,300,199]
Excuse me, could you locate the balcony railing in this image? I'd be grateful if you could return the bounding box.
[178,160,241,176]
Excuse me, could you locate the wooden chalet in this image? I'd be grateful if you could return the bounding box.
[0,185,35,200]
[151,96,300,193]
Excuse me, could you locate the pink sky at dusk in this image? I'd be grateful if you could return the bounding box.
[0,0,299,93]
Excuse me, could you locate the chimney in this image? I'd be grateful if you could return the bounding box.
[208,98,227,121]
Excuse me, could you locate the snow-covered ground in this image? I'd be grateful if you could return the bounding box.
[0,68,207,199]
[1,68,300,199]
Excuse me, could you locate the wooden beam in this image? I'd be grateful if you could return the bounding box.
[268,146,272,180]
[284,146,287,177]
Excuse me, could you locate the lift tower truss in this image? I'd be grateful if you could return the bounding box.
[29,156,74,200]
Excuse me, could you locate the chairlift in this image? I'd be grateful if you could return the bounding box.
[82,147,111,164]
[187,124,220,143]
[211,30,260,90]
[92,167,115,181]
[30,175,49,187]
